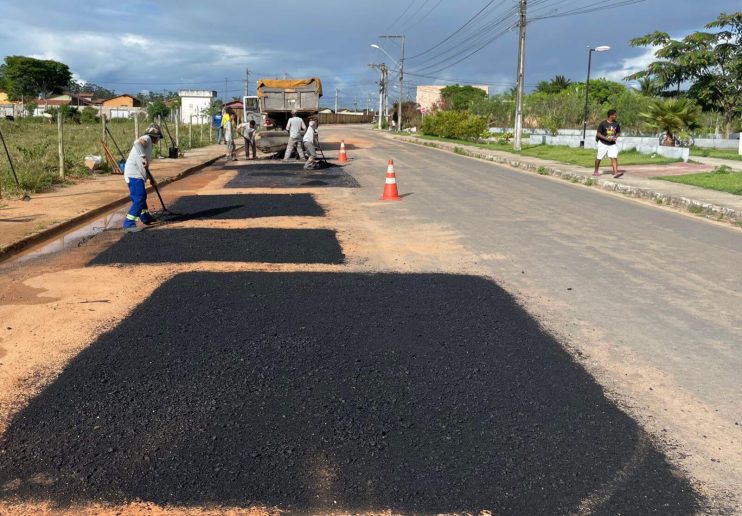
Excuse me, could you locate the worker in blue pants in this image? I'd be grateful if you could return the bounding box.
[123,124,163,232]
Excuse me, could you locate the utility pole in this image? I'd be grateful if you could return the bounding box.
[335,88,339,113]
[369,63,388,130]
[245,68,249,97]
[354,97,358,113]
[380,35,405,131]
[513,0,527,151]
[367,94,371,115]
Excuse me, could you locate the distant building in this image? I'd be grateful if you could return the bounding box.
[178,90,217,124]
[223,100,244,124]
[416,84,489,112]
[101,94,142,119]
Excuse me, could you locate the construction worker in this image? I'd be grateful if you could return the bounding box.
[122,124,163,233]
[283,109,306,161]
[303,118,319,169]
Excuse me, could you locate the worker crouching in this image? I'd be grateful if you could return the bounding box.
[123,124,163,233]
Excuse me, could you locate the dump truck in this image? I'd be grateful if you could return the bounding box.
[249,77,323,155]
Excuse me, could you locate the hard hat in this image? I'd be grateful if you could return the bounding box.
[145,124,163,139]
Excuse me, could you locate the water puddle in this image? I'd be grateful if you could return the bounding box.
[13,209,126,264]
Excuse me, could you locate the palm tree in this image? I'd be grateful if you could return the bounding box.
[636,77,661,97]
[640,98,700,146]
[551,75,572,91]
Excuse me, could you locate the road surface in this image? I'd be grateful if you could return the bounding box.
[0,125,738,514]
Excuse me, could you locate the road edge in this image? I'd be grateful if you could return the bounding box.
[388,133,742,227]
[0,153,226,262]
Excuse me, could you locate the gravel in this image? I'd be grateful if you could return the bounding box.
[166,194,326,220]
[225,162,360,188]
[0,272,700,514]
[88,229,345,265]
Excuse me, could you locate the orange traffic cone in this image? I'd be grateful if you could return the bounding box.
[380,159,401,201]
[338,140,348,164]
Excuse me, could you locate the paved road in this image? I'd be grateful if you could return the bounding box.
[1,126,738,513]
[343,127,741,423]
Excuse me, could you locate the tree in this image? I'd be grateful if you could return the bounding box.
[626,11,741,137]
[69,80,115,100]
[147,100,170,121]
[640,98,701,146]
[636,77,662,97]
[535,75,573,94]
[0,56,71,103]
[439,85,487,111]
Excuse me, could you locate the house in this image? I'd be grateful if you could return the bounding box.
[32,94,72,116]
[223,100,244,124]
[101,94,142,119]
[415,84,489,112]
[178,90,216,124]
[0,91,17,117]
[319,107,335,114]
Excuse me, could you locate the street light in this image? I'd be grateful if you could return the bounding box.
[373,36,405,131]
[580,45,610,147]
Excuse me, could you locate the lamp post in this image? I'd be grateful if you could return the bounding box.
[373,36,405,131]
[580,45,610,147]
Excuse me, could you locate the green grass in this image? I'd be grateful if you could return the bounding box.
[691,148,742,161]
[653,166,742,195]
[0,117,213,194]
[414,134,680,168]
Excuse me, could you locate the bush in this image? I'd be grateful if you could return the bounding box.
[80,106,98,123]
[420,110,487,140]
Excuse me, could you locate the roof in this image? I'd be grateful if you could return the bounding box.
[224,100,243,107]
[256,78,323,98]
[102,94,142,106]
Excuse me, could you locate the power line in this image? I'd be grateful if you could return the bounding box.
[405,0,505,61]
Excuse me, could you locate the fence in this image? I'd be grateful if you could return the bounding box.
[319,113,373,125]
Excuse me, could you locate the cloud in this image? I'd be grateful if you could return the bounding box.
[595,47,659,85]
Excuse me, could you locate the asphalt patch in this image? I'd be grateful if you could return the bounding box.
[0,272,700,513]
[225,161,360,188]
[88,229,344,265]
[166,194,325,220]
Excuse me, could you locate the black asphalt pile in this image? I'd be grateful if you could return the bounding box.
[88,229,344,265]
[225,162,360,188]
[166,194,326,220]
[0,272,700,514]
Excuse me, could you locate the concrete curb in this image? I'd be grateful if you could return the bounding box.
[0,153,226,262]
[392,135,742,226]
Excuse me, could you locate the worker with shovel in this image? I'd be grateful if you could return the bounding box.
[122,124,163,233]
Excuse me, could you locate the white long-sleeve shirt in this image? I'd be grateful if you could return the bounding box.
[124,135,153,182]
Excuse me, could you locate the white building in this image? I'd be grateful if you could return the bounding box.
[178,90,217,124]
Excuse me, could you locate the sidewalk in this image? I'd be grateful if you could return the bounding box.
[393,134,742,226]
[0,144,228,260]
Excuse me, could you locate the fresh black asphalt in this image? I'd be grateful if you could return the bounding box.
[88,228,344,265]
[0,272,700,514]
[225,161,360,188]
[166,194,326,219]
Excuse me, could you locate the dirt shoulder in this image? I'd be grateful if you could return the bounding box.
[0,144,228,260]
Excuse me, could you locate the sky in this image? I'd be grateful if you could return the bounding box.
[0,0,737,108]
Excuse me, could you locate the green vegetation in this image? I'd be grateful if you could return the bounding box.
[0,56,71,101]
[640,98,700,146]
[653,165,742,195]
[420,110,487,140]
[439,85,488,111]
[627,12,741,137]
[0,117,213,194]
[691,148,742,161]
[414,134,679,168]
